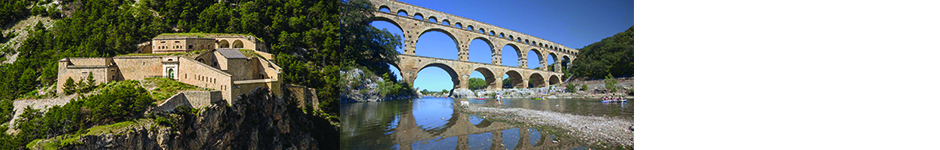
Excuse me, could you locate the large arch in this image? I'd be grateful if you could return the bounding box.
[527,49,544,69]
[547,52,558,72]
[370,17,406,54]
[502,43,523,67]
[503,70,524,88]
[372,16,405,33]
[549,75,560,86]
[561,55,571,70]
[218,39,230,48]
[412,63,461,95]
[472,67,498,91]
[528,73,546,88]
[415,28,460,59]
[468,37,495,64]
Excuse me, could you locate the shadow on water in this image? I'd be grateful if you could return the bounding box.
[341,97,629,149]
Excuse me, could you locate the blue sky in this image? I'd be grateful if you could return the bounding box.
[371,0,634,91]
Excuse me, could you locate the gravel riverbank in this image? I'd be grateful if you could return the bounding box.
[458,105,633,148]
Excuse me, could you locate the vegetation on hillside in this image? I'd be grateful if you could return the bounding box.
[0,80,154,149]
[0,0,353,148]
[569,26,634,79]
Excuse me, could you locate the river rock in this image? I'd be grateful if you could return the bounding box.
[450,88,475,98]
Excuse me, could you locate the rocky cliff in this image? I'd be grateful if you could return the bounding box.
[42,88,338,149]
[340,68,418,103]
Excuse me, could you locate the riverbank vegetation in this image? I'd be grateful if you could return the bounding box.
[569,26,634,79]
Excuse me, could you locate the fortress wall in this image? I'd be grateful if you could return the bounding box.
[259,58,282,80]
[285,84,318,110]
[150,91,223,113]
[113,57,163,81]
[178,57,235,104]
[253,50,275,60]
[56,58,114,94]
[228,58,252,80]
[213,52,230,71]
[194,51,220,68]
[188,38,216,50]
[68,58,111,66]
[232,79,280,98]
[56,66,110,94]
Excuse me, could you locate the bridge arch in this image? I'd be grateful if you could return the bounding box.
[528,72,546,88]
[501,43,523,67]
[549,75,560,86]
[397,9,408,17]
[548,52,559,71]
[378,5,391,13]
[503,70,525,88]
[412,63,461,92]
[413,13,424,20]
[471,67,498,91]
[416,28,460,57]
[371,16,405,33]
[527,48,544,69]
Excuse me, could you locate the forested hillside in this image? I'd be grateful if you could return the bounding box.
[0,0,400,148]
[569,26,634,79]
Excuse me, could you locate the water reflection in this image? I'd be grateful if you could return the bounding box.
[341,97,629,149]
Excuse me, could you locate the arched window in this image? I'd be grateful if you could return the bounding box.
[467,25,473,31]
[442,20,450,26]
[379,6,391,13]
[428,17,437,23]
[414,13,424,20]
[455,23,462,29]
[397,10,408,17]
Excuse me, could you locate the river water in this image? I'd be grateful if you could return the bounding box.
[340,97,632,150]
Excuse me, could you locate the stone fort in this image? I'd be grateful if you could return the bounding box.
[56,33,282,105]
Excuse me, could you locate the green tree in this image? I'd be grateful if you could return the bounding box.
[86,72,96,87]
[581,84,587,91]
[605,73,618,92]
[64,77,76,94]
[566,83,577,93]
[468,77,486,90]
[502,78,512,88]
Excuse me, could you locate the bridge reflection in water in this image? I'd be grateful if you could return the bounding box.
[341,97,585,150]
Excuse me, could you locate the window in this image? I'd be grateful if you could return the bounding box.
[175,41,180,43]
[160,41,165,43]
[188,45,193,49]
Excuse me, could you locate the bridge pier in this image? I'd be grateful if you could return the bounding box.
[491,130,504,150]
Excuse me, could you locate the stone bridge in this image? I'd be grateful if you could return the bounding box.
[369,0,578,91]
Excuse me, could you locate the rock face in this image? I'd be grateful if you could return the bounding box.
[450,88,475,98]
[61,88,336,149]
[340,68,418,103]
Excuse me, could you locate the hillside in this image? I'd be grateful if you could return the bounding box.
[569,26,634,79]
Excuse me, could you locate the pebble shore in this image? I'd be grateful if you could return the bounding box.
[459,105,633,148]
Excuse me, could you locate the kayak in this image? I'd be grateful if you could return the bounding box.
[602,100,628,103]
[530,98,545,100]
[475,98,485,100]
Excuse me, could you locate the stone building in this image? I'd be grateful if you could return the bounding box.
[58,34,281,105]
[148,33,267,53]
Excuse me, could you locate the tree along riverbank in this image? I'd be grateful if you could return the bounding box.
[456,104,633,149]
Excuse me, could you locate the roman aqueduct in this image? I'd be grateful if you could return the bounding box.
[370,0,579,91]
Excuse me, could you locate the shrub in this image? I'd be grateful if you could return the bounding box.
[580,84,587,91]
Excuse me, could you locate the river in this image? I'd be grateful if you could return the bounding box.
[340,97,632,149]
